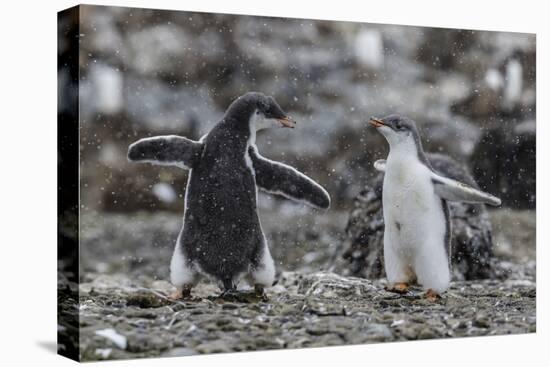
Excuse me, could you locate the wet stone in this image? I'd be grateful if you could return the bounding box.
[160,347,198,357]
[126,291,173,308]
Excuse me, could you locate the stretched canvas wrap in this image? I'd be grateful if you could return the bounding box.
[58,4,536,362]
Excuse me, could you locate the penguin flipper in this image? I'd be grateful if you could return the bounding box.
[431,173,502,206]
[374,159,386,172]
[128,135,204,170]
[248,146,331,209]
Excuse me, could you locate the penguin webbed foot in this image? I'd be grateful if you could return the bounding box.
[424,289,442,302]
[385,282,410,294]
[168,290,183,300]
[168,285,193,301]
[219,279,238,298]
[254,284,266,298]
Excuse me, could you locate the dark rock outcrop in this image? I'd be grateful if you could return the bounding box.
[338,153,496,280]
[470,121,536,209]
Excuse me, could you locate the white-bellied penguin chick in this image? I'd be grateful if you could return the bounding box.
[369,114,501,301]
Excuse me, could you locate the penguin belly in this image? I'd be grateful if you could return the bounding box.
[180,157,264,285]
[382,158,451,293]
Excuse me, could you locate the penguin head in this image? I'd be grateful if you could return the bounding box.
[253,93,296,130]
[369,114,421,152]
[227,92,296,131]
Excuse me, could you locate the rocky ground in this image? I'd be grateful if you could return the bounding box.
[77,271,535,361]
[71,207,536,361]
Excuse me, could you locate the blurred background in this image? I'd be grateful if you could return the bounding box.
[71,5,535,283]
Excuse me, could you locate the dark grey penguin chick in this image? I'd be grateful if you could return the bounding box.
[128,92,331,298]
[369,114,501,301]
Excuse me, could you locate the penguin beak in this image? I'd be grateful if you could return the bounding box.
[369,117,386,128]
[277,116,296,128]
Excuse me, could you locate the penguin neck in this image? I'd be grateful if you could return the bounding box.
[388,142,419,166]
[217,105,257,154]
[388,137,431,168]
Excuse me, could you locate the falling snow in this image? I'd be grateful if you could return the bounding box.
[58,5,536,361]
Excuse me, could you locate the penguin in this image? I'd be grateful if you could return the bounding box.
[128,92,331,299]
[369,114,501,301]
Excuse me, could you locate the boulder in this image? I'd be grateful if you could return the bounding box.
[470,121,536,209]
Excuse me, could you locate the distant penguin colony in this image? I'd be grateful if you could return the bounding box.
[129,93,502,302]
[369,115,501,300]
[128,92,331,299]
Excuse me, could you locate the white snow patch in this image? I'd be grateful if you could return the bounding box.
[95,262,109,273]
[270,284,288,294]
[98,142,122,167]
[90,64,123,114]
[504,59,523,106]
[354,29,384,70]
[152,183,177,203]
[129,25,188,74]
[95,348,112,359]
[485,68,504,91]
[391,319,405,327]
[94,329,127,350]
[505,279,535,287]
[514,120,536,134]
[185,325,197,334]
[303,252,319,264]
